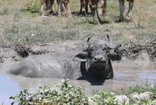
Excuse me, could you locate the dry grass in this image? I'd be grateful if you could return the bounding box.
[0,0,155,46]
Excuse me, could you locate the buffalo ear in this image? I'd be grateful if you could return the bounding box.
[73,52,88,62]
[75,52,88,59]
[108,52,122,61]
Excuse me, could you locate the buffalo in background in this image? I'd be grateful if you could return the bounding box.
[8,35,121,84]
[80,0,134,24]
[40,0,71,16]
[39,0,134,24]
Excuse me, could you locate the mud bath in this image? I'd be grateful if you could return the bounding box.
[0,43,156,104]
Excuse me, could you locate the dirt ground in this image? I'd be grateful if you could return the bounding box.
[0,43,156,65]
[115,42,156,61]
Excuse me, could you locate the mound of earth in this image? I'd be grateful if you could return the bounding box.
[0,43,77,63]
[0,43,156,64]
[115,43,156,61]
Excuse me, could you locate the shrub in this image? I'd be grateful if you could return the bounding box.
[119,80,156,104]
[27,0,40,13]
[9,79,156,105]
[10,79,88,105]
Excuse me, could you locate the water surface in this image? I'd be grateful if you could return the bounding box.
[0,61,156,104]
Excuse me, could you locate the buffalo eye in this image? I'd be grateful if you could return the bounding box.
[88,47,94,52]
[103,48,107,51]
[103,47,110,53]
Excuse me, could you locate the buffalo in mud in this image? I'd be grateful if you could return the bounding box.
[8,35,121,84]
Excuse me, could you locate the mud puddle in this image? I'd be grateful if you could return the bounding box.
[1,67,156,104]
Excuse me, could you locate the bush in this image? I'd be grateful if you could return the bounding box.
[10,79,88,105]
[119,80,156,104]
[10,79,156,105]
[27,0,40,13]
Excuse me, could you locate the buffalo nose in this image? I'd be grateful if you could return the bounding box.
[94,55,104,61]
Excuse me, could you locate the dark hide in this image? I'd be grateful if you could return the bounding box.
[76,36,121,84]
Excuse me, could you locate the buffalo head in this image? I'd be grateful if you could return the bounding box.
[75,35,121,81]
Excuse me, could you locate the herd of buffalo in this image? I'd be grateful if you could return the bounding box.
[38,0,134,24]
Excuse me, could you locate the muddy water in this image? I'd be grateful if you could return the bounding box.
[0,59,156,104]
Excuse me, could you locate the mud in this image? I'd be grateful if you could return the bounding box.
[115,42,156,61]
[0,42,79,63]
[1,43,156,64]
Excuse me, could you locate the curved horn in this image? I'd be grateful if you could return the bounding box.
[106,34,114,48]
[86,36,91,43]
[82,36,91,51]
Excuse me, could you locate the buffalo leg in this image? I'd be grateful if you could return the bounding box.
[85,0,89,14]
[119,0,125,22]
[89,0,101,25]
[80,0,89,16]
[40,0,46,16]
[46,0,51,10]
[99,0,107,17]
[127,0,134,17]
[57,0,61,16]
[80,0,84,15]
[57,0,62,16]
[51,0,56,14]
[57,0,65,16]
[46,0,54,14]
[64,0,71,16]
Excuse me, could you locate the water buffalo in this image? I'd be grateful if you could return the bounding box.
[8,35,121,83]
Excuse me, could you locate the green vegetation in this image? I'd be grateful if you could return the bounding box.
[10,79,89,105]
[119,80,156,105]
[27,0,40,13]
[10,79,156,105]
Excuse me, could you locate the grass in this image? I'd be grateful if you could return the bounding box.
[0,0,156,46]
